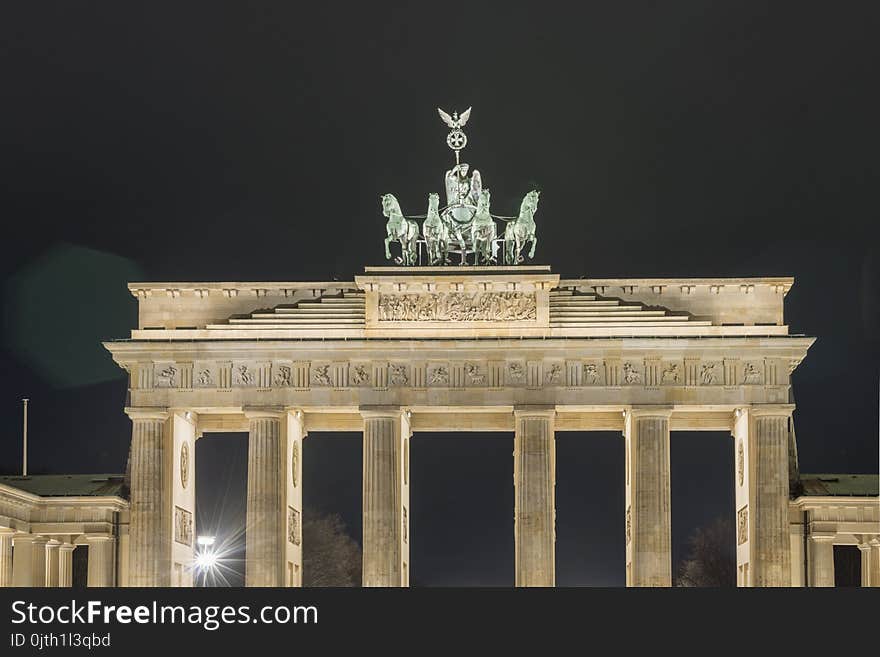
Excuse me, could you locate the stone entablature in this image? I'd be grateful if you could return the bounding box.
[110,337,811,410]
[0,483,128,537]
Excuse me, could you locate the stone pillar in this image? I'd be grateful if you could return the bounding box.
[284,410,306,587]
[127,408,196,587]
[361,407,410,587]
[246,411,285,587]
[809,536,835,587]
[624,408,672,587]
[86,535,115,587]
[869,540,880,587]
[513,407,556,587]
[45,540,60,587]
[858,542,872,588]
[11,535,49,586]
[0,530,13,587]
[58,544,75,587]
[127,410,170,586]
[733,405,793,586]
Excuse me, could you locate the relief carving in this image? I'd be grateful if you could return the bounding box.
[288,507,301,546]
[235,365,255,386]
[180,442,189,489]
[622,362,641,385]
[661,363,680,384]
[378,291,537,322]
[312,364,331,386]
[465,362,485,385]
[742,362,762,385]
[625,506,632,545]
[197,368,213,386]
[737,506,748,545]
[429,365,449,385]
[700,362,717,385]
[274,365,292,387]
[544,363,562,385]
[174,506,193,546]
[507,362,525,383]
[389,364,409,386]
[583,363,600,385]
[737,439,745,486]
[156,365,177,388]
[292,442,299,488]
[351,364,371,385]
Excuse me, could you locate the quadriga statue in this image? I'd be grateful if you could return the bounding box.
[382,193,419,266]
[421,193,448,265]
[503,190,540,265]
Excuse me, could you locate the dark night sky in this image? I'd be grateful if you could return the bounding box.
[0,2,877,586]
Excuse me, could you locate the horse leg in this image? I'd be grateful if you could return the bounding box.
[529,234,537,259]
[385,233,393,260]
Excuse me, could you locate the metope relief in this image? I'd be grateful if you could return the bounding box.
[312,364,332,387]
[465,362,485,385]
[377,292,537,322]
[350,364,371,386]
[583,363,601,385]
[622,362,642,385]
[155,365,177,388]
[389,364,409,386]
[661,363,680,384]
[737,506,749,545]
[174,506,193,547]
[274,365,292,387]
[233,364,256,386]
[428,365,449,386]
[506,361,525,385]
[700,362,719,385]
[196,367,214,387]
[742,362,763,385]
[544,363,563,385]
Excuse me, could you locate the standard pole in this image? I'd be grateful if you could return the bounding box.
[22,398,29,477]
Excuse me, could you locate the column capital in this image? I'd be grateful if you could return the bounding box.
[82,533,114,543]
[359,405,404,419]
[810,533,836,543]
[748,404,795,418]
[58,543,76,553]
[513,405,556,418]
[627,406,674,420]
[243,407,286,420]
[125,407,169,421]
[12,534,49,546]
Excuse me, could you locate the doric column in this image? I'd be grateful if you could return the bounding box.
[624,407,672,587]
[127,409,170,586]
[869,540,880,587]
[361,407,410,587]
[809,535,835,587]
[0,530,13,587]
[45,540,60,587]
[246,410,285,587]
[127,408,196,587]
[513,407,556,587]
[858,542,872,587]
[58,543,75,587]
[11,535,49,586]
[86,535,115,587]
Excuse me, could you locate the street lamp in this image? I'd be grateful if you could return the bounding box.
[195,535,217,586]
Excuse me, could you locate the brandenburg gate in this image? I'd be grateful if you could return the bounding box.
[103,109,814,587]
